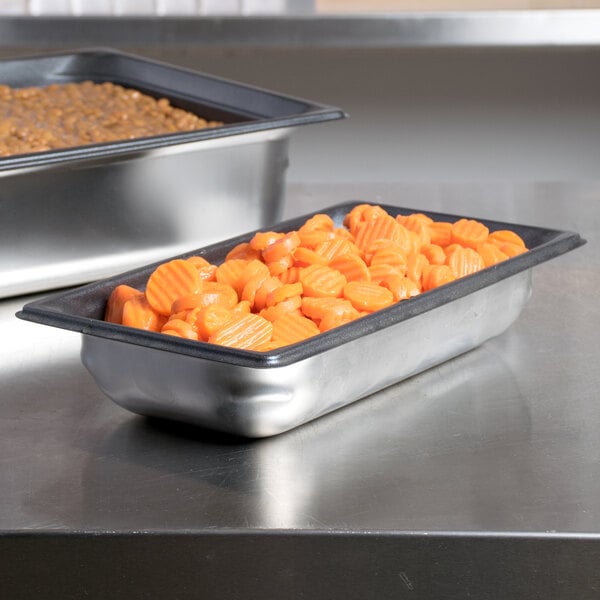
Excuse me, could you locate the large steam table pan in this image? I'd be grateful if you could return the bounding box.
[0,48,345,299]
[17,202,585,438]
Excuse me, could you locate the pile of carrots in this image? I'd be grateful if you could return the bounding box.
[104,204,527,351]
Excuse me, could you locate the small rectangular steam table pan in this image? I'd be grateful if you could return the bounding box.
[0,48,345,299]
[18,203,585,438]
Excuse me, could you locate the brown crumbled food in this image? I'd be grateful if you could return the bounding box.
[0,80,223,157]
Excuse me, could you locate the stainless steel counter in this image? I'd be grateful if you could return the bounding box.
[1,182,599,598]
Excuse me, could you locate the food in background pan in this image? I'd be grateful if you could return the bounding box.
[105,204,528,350]
[0,80,222,156]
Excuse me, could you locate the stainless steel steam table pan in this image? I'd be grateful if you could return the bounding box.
[17,202,585,438]
[0,48,345,298]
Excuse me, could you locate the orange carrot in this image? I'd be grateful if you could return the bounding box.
[477,242,509,267]
[314,237,358,263]
[216,258,249,291]
[299,264,347,298]
[262,231,301,264]
[451,218,490,250]
[260,295,303,322]
[427,221,453,247]
[405,253,429,289]
[329,253,371,282]
[161,319,198,340]
[209,313,273,351]
[187,255,212,269]
[266,282,304,307]
[422,264,456,291]
[235,259,270,296]
[194,304,234,341]
[301,297,354,324]
[122,295,166,332]
[277,266,302,284]
[293,246,328,267]
[300,213,335,232]
[297,228,336,249]
[368,263,405,284]
[488,229,527,249]
[225,242,261,261]
[421,243,446,266]
[145,259,201,316]
[446,246,486,278]
[343,281,395,312]
[496,242,527,258]
[271,312,320,346]
[353,214,402,255]
[379,274,420,302]
[105,284,143,324]
[253,276,284,312]
[249,231,284,252]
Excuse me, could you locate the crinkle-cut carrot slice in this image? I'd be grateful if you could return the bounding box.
[406,220,432,250]
[216,258,249,291]
[105,284,143,324]
[260,295,303,322]
[353,214,402,255]
[267,282,304,307]
[364,238,404,264]
[422,264,456,291]
[170,293,205,314]
[329,253,371,283]
[194,304,234,341]
[379,274,420,302]
[277,266,302,284]
[369,245,408,270]
[171,281,238,313]
[198,281,239,308]
[488,229,527,249]
[241,272,270,307]
[421,243,446,266]
[427,221,453,247]
[496,241,527,258]
[318,310,362,333]
[299,264,347,298]
[297,228,336,249]
[301,297,354,323]
[232,300,252,315]
[235,259,270,296]
[145,258,201,316]
[333,227,355,241]
[161,319,198,340]
[271,312,321,346]
[225,242,261,261]
[249,231,284,252]
[253,276,284,312]
[197,264,217,281]
[343,280,395,312]
[209,313,273,350]
[406,253,430,289]
[267,255,294,276]
[476,242,509,267]
[187,255,212,269]
[397,212,434,228]
[300,213,335,232]
[122,295,167,332]
[314,237,358,263]
[293,246,328,267]
[446,246,486,278]
[451,218,490,249]
[368,263,406,284]
[262,231,301,264]
[343,203,375,232]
